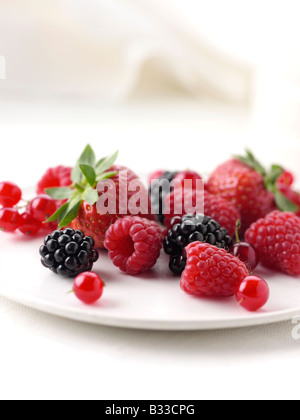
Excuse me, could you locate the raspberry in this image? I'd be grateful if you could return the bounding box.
[37,166,72,195]
[164,190,240,236]
[164,213,233,275]
[104,217,163,275]
[245,211,300,276]
[181,242,249,297]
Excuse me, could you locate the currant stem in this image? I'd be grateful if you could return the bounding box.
[235,220,242,243]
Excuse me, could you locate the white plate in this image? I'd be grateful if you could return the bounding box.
[0,188,300,331]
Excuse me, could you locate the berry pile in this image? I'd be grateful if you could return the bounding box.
[164,214,233,275]
[40,228,99,277]
[4,146,300,312]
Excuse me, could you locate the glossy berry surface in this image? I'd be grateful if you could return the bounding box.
[231,242,260,272]
[173,170,202,190]
[149,171,178,224]
[18,212,42,235]
[245,211,300,276]
[0,207,22,232]
[164,214,233,275]
[104,216,163,275]
[236,276,270,312]
[0,182,22,207]
[73,272,104,305]
[29,195,57,222]
[181,242,249,297]
[40,229,99,277]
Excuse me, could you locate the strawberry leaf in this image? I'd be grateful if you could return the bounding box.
[96,151,119,176]
[274,190,299,213]
[82,187,99,206]
[45,202,70,223]
[59,199,82,228]
[79,164,96,187]
[72,145,96,184]
[45,187,73,200]
[97,171,118,181]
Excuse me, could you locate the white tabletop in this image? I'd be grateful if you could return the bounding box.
[0,97,300,400]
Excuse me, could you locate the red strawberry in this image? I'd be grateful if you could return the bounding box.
[164,189,240,236]
[207,151,299,232]
[245,210,300,276]
[45,146,153,248]
[181,242,249,297]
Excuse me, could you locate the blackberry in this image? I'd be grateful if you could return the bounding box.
[164,214,233,275]
[40,229,99,277]
[149,171,177,224]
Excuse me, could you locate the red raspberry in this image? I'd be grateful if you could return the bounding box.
[37,166,72,195]
[181,242,249,297]
[245,211,300,276]
[164,189,240,236]
[104,217,163,275]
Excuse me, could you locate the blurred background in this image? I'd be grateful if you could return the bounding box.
[0,0,300,185]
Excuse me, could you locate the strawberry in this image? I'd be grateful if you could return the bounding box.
[207,150,299,232]
[46,145,153,248]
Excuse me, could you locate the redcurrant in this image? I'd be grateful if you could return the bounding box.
[18,212,42,235]
[236,276,270,312]
[0,182,22,207]
[0,208,22,232]
[29,195,57,222]
[73,272,104,305]
[231,220,259,271]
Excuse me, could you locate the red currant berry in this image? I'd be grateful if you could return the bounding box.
[18,212,42,235]
[29,195,57,222]
[231,242,260,271]
[277,171,294,187]
[0,182,22,207]
[0,208,22,232]
[173,170,202,190]
[236,276,270,312]
[73,272,104,305]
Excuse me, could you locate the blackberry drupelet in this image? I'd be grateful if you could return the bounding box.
[149,171,177,224]
[164,214,233,275]
[40,228,99,277]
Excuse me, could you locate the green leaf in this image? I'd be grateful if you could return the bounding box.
[96,171,118,181]
[96,151,119,176]
[274,190,299,213]
[45,202,70,223]
[82,187,99,206]
[72,145,96,184]
[234,150,267,176]
[45,187,73,200]
[79,164,96,187]
[59,199,82,228]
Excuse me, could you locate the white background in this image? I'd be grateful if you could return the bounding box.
[1,0,300,401]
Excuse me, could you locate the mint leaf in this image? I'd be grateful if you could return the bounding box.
[59,199,82,228]
[45,187,73,200]
[82,187,99,206]
[72,145,96,184]
[96,151,119,176]
[79,164,96,187]
[45,202,69,223]
[274,190,299,213]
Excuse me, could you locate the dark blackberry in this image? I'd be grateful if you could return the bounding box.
[164,214,233,275]
[149,171,177,224]
[40,228,99,278]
